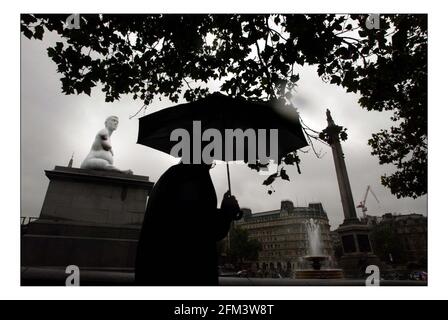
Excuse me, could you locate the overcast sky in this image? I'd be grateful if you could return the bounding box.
[20,29,427,229]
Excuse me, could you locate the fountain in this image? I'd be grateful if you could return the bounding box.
[295,219,344,279]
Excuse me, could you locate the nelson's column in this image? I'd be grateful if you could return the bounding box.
[323,109,380,278]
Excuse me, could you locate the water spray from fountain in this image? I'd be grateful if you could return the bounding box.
[306,218,323,256]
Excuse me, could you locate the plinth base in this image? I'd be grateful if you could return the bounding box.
[21,219,141,269]
[338,253,382,279]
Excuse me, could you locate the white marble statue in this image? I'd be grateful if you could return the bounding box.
[81,116,133,174]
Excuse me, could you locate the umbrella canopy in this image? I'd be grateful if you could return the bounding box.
[137,93,308,164]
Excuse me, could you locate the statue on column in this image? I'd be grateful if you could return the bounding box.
[81,116,133,174]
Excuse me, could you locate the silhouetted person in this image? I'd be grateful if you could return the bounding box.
[135,162,241,285]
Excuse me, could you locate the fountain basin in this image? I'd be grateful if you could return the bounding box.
[295,255,344,279]
[295,269,344,279]
[303,255,328,270]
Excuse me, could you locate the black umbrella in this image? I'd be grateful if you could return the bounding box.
[137,93,308,193]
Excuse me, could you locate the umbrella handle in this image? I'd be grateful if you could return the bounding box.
[225,163,243,221]
[226,162,232,195]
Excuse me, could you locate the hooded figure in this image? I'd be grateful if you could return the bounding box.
[135,162,241,285]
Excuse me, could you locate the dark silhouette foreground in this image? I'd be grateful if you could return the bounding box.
[135,163,240,285]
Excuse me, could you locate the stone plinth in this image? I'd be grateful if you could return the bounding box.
[39,166,152,226]
[336,223,381,278]
[21,166,153,270]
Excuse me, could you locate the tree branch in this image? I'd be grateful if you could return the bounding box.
[341,39,368,67]
[268,28,288,41]
[334,26,361,36]
[183,78,193,90]
[254,39,275,99]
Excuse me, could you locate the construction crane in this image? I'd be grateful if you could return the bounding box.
[357,185,380,219]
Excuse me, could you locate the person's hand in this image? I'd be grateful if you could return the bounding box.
[221,191,242,220]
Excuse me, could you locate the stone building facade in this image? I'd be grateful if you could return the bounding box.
[234,200,334,274]
[376,213,427,266]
